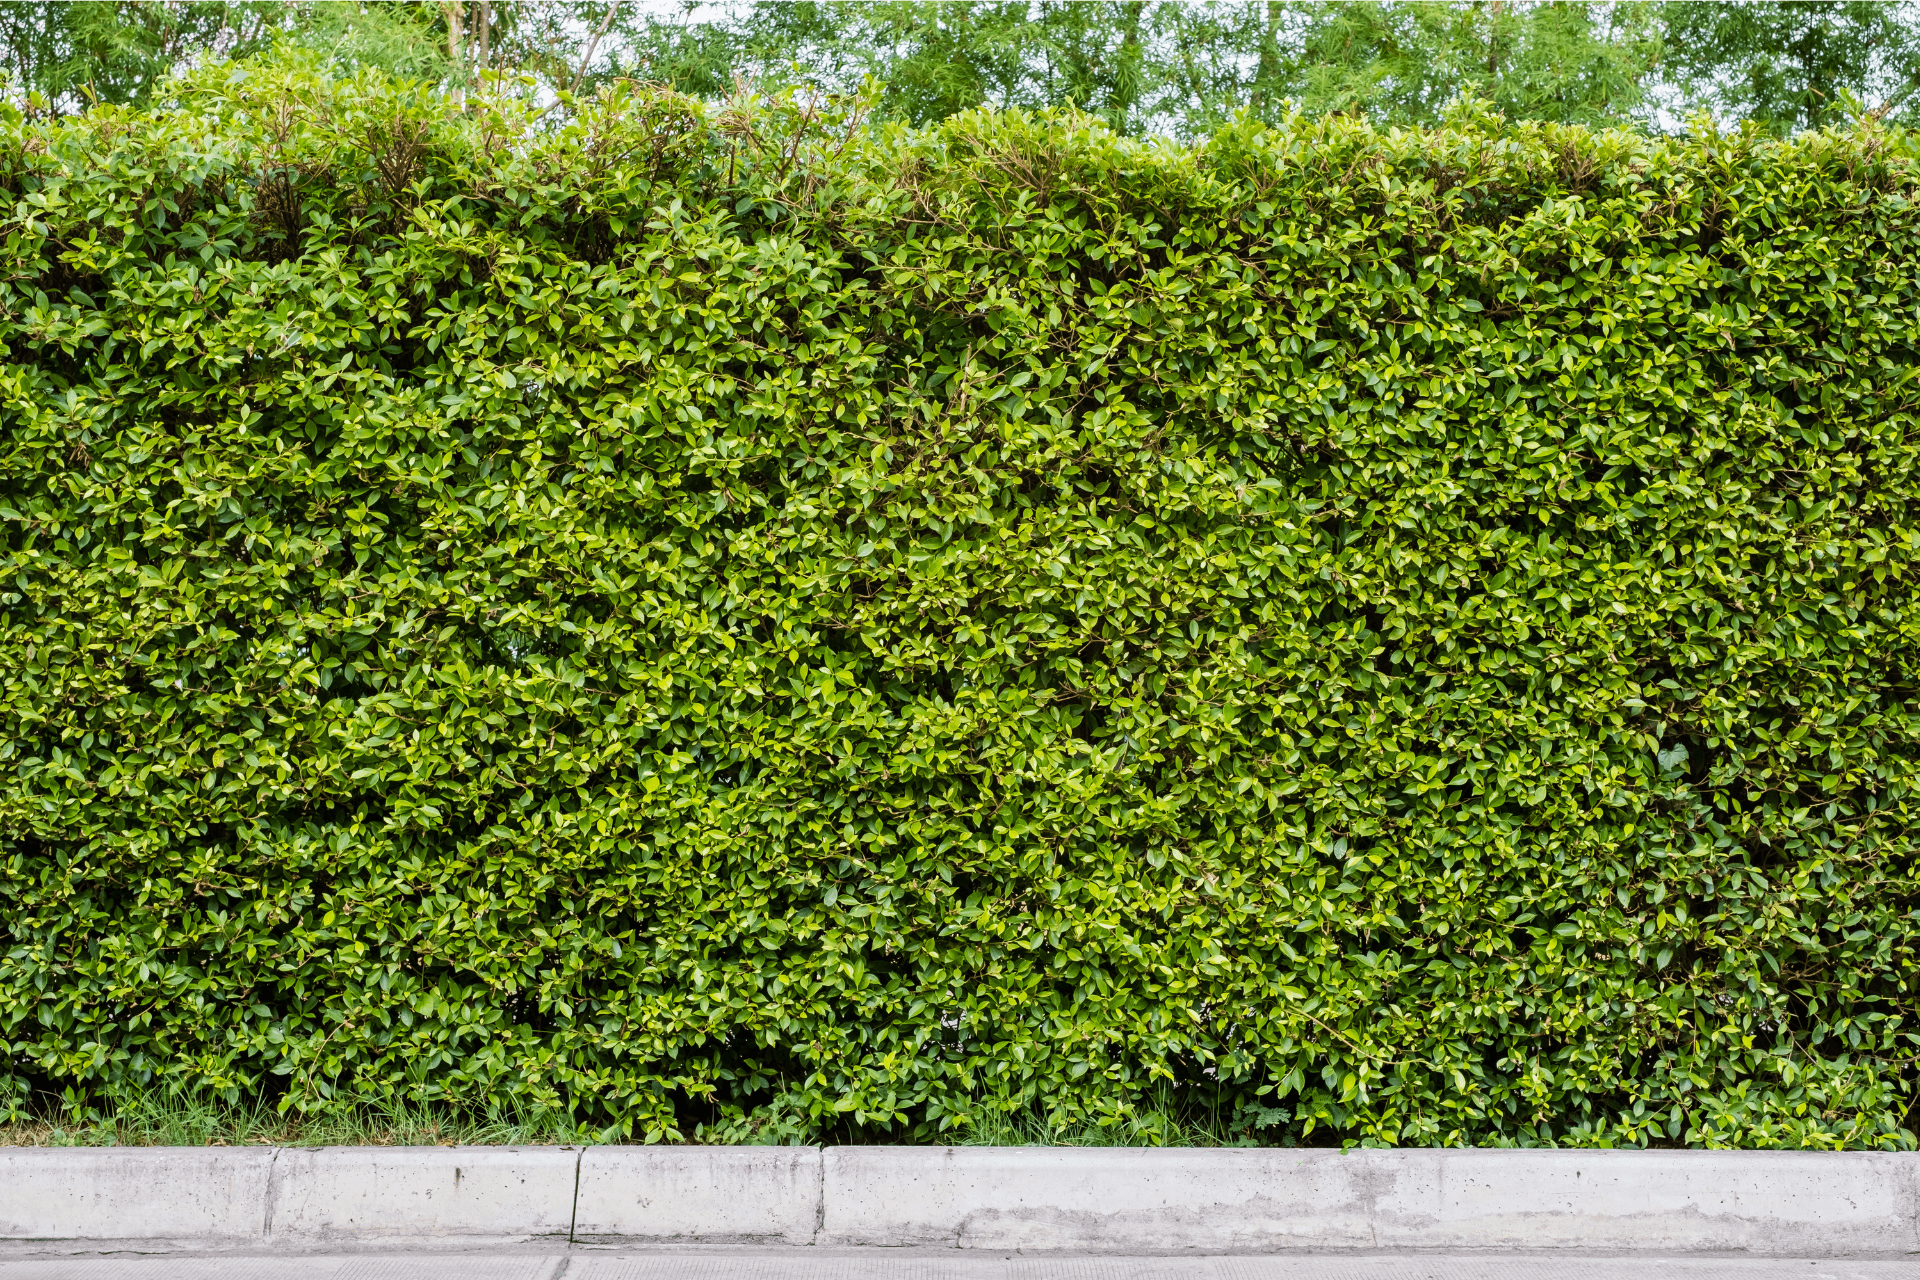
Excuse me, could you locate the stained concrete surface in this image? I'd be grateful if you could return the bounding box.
[0,1252,1915,1280]
[8,1148,1917,1256]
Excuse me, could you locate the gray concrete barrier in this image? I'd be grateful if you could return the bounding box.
[572,1146,820,1244]
[0,1147,274,1247]
[1,1146,1915,1256]
[266,1146,578,1246]
[819,1148,1920,1254]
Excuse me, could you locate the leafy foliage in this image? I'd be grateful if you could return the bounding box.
[1280,0,1660,128]
[0,0,282,109]
[1,64,1917,1148]
[1663,1,1920,133]
[9,3,1920,140]
[617,0,1920,137]
[0,2,617,114]
[620,0,1666,136]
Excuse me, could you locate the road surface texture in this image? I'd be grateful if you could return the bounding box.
[0,1253,1913,1279]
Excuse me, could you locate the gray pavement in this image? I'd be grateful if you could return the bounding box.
[0,1254,1913,1280]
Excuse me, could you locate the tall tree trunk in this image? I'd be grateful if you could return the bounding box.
[1253,0,1283,112]
[441,1,466,103]
[443,1,464,64]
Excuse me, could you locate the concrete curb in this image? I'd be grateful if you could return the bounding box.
[266,1147,578,1246]
[573,1146,821,1244]
[0,1147,274,1247]
[819,1148,1920,1254]
[2,1147,1915,1256]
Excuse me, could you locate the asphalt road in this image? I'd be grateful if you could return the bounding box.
[0,1253,1912,1280]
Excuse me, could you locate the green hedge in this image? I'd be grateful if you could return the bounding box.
[2,65,1917,1147]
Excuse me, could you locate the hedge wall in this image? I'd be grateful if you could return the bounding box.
[2,66,1917,1147]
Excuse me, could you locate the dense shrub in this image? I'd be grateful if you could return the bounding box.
[1,64,1916,1147]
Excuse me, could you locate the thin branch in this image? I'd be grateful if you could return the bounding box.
[569,0,621,97]
[1869,74,1920,122]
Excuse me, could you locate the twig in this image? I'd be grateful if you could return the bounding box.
[570,1,621,97]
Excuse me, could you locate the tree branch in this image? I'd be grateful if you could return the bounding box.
[569,0,621,97]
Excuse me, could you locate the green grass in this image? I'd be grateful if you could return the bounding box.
[0,1094,584,1148]
[1,1085,1292,1148]
[954,1087,1284,1148]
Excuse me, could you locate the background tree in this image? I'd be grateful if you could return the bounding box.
[1276,0,1661,128]
[276,1,624,97]
[620,0,1665,134]
[275,2,455,83]
[608,2,1153,130]
[0,0,281,110]
[1661,1,1920,132]
[4,1,1920,135]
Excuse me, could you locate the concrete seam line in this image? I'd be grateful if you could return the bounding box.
[812,1144,825,1245]
[261,1145,282,1243]
[567,1146,582,1246]
[1905,1155,1920,1250]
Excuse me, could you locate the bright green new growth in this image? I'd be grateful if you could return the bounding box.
[1,63,1916,1149]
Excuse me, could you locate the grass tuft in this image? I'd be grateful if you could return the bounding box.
[0,1085,1294,1148]
[0,1093,582,1148]
[955,1086,1279,1148]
